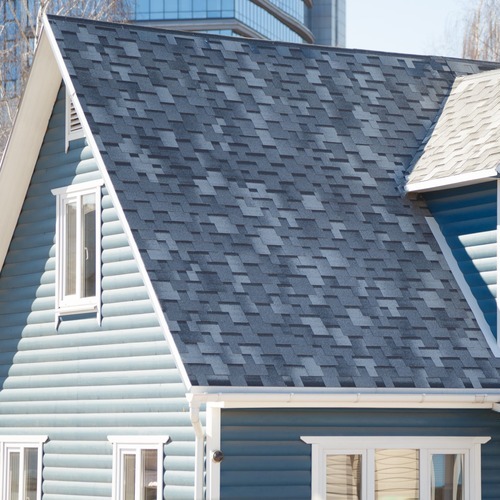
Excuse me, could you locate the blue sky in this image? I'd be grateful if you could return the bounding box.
[346,0,470,57]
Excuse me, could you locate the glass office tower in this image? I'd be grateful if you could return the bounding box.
[132,0,346,45]
[0,0,346,98]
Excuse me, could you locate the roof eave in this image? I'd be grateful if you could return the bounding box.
[405,167,499,193]
[188,386,500,410]
[0,28,62,272]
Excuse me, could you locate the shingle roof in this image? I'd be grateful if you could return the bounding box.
[407,69,500,190]
[48,15,500,389]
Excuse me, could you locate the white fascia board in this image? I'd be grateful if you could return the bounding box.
[405,168,498,193]
[0,29,61,271]
[188,388,500,410]
[41,15,193,391]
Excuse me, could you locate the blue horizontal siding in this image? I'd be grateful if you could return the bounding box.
[220,408,500,500]
[0,87,195,499]
[425,182,497,338]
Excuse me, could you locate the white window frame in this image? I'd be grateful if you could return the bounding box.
[65,89,85,151]
[0,435,47,500]
[108,436,170,500]
[52,180,103,324]
[301,436,490,500]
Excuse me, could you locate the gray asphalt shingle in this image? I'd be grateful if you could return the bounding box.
[49,15,500,389]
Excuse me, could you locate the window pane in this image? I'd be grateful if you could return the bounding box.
[142,449,158,500]
[431,454,464,500]
[65,200,77,296]
[375,449,419,500]
[8,451,20,500]
[82,193,96,298]
[24,448,38,500]
[123,454,136,500]
[326,454,361,500]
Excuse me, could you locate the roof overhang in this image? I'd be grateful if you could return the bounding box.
[405,167,499,193]
[188,386,500,410]
[0,27,62,271]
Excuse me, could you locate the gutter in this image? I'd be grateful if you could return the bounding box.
[188,388,500,410]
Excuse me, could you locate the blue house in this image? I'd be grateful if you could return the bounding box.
[2,14,500,500]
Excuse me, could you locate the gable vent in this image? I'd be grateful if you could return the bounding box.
[65,89,85,150]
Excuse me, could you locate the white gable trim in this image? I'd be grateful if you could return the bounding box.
[41,15,192,391]
[426,216,500,356]
[0,29,61,271]
[405,168,498,193]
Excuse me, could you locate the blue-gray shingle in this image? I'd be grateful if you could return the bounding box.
[48,15,500,389]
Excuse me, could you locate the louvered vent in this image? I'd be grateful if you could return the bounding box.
[69,100,83,135]
[65,90,85,150]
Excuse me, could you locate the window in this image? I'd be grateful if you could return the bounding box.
[108,436,170,500]
[65,89,84,150]
[0,436,47,500]
[301,436,490,500]
[52,180,103,321]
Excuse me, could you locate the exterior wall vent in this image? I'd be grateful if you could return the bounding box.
[65,89,85,150]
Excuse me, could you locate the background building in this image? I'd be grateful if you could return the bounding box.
[132,0,346,46]
[0,0,345,150]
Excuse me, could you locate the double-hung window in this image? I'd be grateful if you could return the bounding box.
[108,436,170,500]
[52,180,103,321]
[0,436,47,500]
[301,436,489,500]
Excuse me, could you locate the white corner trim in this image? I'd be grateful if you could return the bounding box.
[42,15,193,391]
[206,405,221,500]
[406,168,498,193]
[426,216,500,357]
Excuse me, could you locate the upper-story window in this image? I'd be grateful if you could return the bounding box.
[52,180,103,322]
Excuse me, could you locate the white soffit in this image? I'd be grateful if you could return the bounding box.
[0,29,62,271]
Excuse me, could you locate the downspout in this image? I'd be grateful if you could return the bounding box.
[190,399,205,500]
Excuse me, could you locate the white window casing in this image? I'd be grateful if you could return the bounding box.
[0,435,47,500]
[301,435,490,500]
[108,436,170,500]
[52,180,104,324]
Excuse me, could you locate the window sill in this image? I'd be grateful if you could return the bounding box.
[55,301,100,327]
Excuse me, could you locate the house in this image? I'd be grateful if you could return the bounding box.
[2,13,500,500]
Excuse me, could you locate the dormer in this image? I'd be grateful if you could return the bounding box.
[406,69,500,355]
